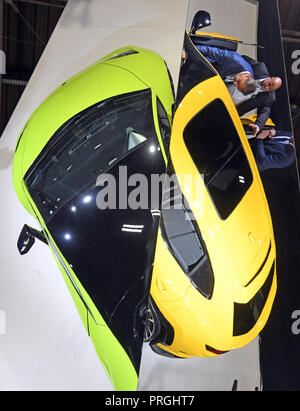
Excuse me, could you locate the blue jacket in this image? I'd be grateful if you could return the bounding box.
[251,131,295,171]
[195,45,254,78]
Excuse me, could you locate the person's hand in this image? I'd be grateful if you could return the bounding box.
[258,128,276,139]
[249,123,259,137]
[256,130,269,139]
[256,129,275,139]
[182,49,187,64]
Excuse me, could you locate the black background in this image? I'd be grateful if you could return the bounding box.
[256,0,300,391]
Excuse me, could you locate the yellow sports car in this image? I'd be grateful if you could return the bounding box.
[145,17,277,358]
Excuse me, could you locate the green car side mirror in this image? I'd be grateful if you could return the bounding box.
[17,224,48,255]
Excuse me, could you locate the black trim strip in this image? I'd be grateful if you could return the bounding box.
[245,241,272,287]
[233,261,275,337]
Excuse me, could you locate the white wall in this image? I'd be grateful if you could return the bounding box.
[187,0,258,58]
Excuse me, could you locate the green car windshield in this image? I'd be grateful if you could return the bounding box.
[25,89,155,223]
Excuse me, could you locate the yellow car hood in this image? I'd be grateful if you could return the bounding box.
[222,182,271,287]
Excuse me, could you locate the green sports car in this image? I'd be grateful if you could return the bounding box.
[13,46,175,390]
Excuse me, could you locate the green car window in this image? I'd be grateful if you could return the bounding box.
[25,89,155,222]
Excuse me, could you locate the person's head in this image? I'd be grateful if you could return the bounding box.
[242,78,258,95]
[234,72,254,93]
[260,77,282,91]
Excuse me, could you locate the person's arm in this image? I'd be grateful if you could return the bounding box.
[242,55,270,78]
[254,105,271,133]
[237,91,275,133]
[254,91,275,132]
[274,130,293,138]
[249,104,272,136]
[195,45,225,64]
[196,45,254,77]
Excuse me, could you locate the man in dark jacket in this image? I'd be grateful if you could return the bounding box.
[250,129,295,172]
[238,55,282,136]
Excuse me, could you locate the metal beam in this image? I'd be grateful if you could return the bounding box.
[281,29,300,38]
[282,37,300,44]
[4,0,65,8]
[2,78,28,86]
[7,0,46,46]
[281,29,300,44]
